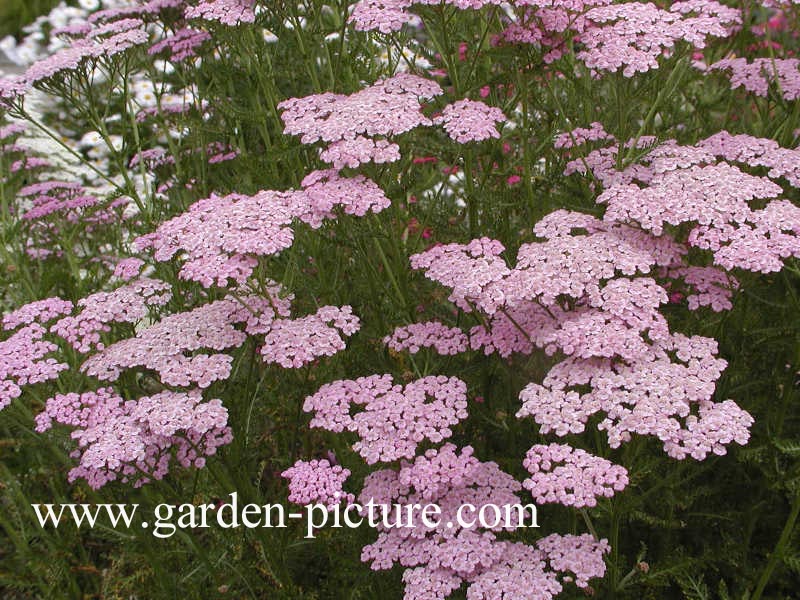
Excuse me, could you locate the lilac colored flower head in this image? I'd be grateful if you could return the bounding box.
[112,258,146,282]
[260,306,361,368]
[185,0,256,26]
[36,387,231,489]
[148,28,211,63]
[319,136,401,169]
[522,443,629,507]
[517,333,753,459]
[1,324,69,411]
[578,1,740,77]
[433,99,507,144]
[50,277,172,352]
[136,173,390,287]
[384,321,470,355]
[710,57,800,100]
[282,458,355,509]
[304,375,468,463]
[279,73,443,145]
[3,297,74,331]
[79,294,284,387]
[554,122,615,149]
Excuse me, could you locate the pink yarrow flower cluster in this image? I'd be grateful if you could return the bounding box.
[1,22,149,102]
[385,321,470,355]
[282,458,355,509]
[135,171,390,287]
[148,28,211,62]
[304,375,469,463]
[434,99,506,143]
[1,324,69,410]
[359,443,610,598]
[50,277,172,353]
[79,292,286,387]
[3,297,73,331]
[184,0,256,26]
[710,57,800,100]
[577,1,741,77]
[522,443,629,507]
[516,334,754,459]
[35,387,231,489]
[260,306,361,368]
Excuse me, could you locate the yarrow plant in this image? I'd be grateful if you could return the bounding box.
[1,0,799,598]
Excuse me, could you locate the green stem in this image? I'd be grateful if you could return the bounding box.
[751,493,800,600]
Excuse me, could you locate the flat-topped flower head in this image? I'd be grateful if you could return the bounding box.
[79,294,286,387]
[710,57,800,100]
[523,443,629,507]
[36,387,231,489]
[410,238,510,314]
[282,458,355,509]
[304,375,468,463]
[137,174,390,287]
[3,297,73,331]
[1,324,68,411]
[384,321,470,355]
[185,0,256,26]
[578,1,740,77]
[50,277,172,352]
[434,99,507,144]
[279,74,442,145]
[517,333,753,459]
[260,306,361,368]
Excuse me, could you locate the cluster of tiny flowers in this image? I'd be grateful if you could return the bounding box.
[35,387,231,489]
[17,180,99,221]
[279,74,442,145]
[2,297,74,330]
[536,533,611,589]
[408,0,739,76]
[516,333,753,459]
[79,294,285,387]
[349,0,420,33]
[554,122,614,149]
[135,172,390,286]
[184,0,256,26]
[0,124,50,177]
[1,21,149,102]
[281,458,355,509]
[560,130,800,274]
[710,57,800,100]
[281,74,508,168]
[0,324,69,410]
[400,195,754,460]
[688,200,800,273]
[318,136,401,169]
[665,266,737,311]
[577,1,741,77]
[148,28,211,62]
[412,211,685,314]
[111,257,146,281]
[596,161,800,274]
[597,163,782,236]
[260,306,361,368]
[297,169,392,228]
[358,443,609,598]
[384,322,470,355]
[522,443,629,507]
[697,131,800,187]
[409,238,510,314]
[433,100,507,144]
[304,375,468,463]
[50,277,172,352]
